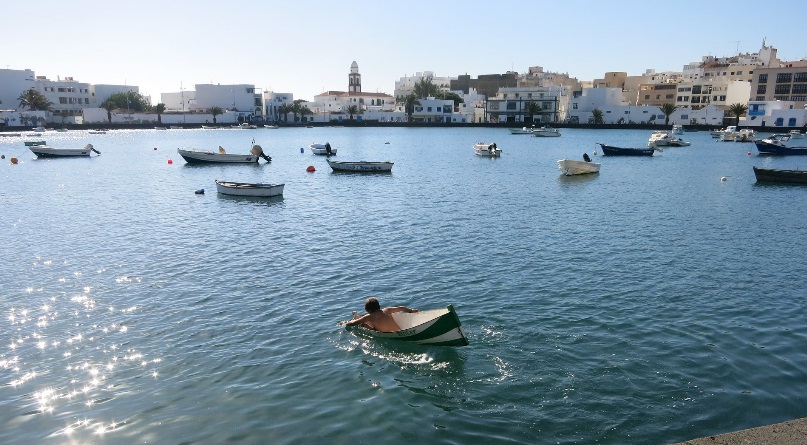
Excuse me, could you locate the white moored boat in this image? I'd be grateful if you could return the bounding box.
[177,144,271,164]
[509,126,535,135]
[29,144,100,157]
[326,160,393,172]
[532,126,561,137]
[473,142,502,157]
[214,180,284,197]
[310,143,336,155]
[557,155,600,176]
[346,304,469,346]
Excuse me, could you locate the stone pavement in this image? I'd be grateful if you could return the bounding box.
[671,417,807,445]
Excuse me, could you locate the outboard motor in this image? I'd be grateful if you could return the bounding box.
[583,152,591,162]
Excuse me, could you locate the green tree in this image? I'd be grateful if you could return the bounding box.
[18,89,52,111]
[100,99,117,123]
[661,103,678,126]
[413,78,439,98]
[104,91,150,113]
[403,94,421,122]
[153,103,166,124]
[277,103,291,122]
[592,108,604,124]
[523,101,541,124]
[435,91,464,108]
[728,103,748,126]
[346,105,358,120]
[299,104,313,122]
[210,106,224,124]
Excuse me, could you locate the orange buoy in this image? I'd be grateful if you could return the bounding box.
[11,157,18,164]
[168,159,173,164]
[306,165,315,172]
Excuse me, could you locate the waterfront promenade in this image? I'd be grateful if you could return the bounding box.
[672,417,807,444]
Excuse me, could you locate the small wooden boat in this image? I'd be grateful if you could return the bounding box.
[599,143,656,156]
[753,167,807,184]
[473,142,502,157]
[29,144,100,157]
[214,180,285,197]
[327,160,393,172]
[310,143,336,155]
[346,304,469,346]
[532,126,561,137]
[557,156,600,176]
[178,144,271,164]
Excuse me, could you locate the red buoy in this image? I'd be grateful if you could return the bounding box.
[306,165,315,172]
[168,159,173,164]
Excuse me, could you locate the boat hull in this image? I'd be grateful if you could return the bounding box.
[753,167,807,184]
[346,305,469,346]
[327,160,393,172]
[310,144,336,155]
[29,146,93,157]
[473,143,502,157]
[599,144,654,156]
[178,148,259,164]
[557,159,600,175]
[755,140,807,155]
[215,180,284,197]
[532,128,561,137]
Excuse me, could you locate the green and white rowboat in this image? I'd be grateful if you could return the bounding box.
[346,304,469,346]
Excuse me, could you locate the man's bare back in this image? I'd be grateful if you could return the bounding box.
[346,297,419,333]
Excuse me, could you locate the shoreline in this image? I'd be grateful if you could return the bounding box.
[671,417,807,445]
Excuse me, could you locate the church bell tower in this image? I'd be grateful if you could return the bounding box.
[348,61,361,93]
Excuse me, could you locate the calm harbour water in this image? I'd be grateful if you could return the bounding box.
[1,126,806,445]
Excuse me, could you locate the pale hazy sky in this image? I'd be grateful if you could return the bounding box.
[4,0,804,104]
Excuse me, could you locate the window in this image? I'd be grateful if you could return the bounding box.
[572,103,578,109]
[795,73,807,82]
[758,74,768,83]
[792,96,807,101]
[427,107,432,112]
[757,85,767,94]
[775,117,783,126]
[775,84,791,95]
[681,114,688,120]
[692,85,702,94]
[436,106,441,112]
[506,102,516,110]
[644,95,650,100]
[793,84,807,94]
[789,118,797,126]
[776,73,792,83]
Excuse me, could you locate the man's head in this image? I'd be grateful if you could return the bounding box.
[365,297,381,313]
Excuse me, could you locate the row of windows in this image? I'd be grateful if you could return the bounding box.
[413,106,449,113]
[759,72,807,83]
[489,101,555,110]
[676,95,727,103]
[57,97,90,104]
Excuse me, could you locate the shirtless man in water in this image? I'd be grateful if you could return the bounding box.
[346,297,419,332]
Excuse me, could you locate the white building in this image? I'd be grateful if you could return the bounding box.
[568,87,724,125]
[263,91,294,123]
[161,84,262,122]
[0,68,140,124]
[303,62,396,123]
[745,100,807,128]
[486,85,570,124]
[394,71,454,99]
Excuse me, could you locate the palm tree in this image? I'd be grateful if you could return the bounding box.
[153,103,166,124]
[210,106,223,124]
[661,103,678,126]
[413,78,439,98]
[346,105,358,120]
[403,94,420,122]
[100,99,117,123]
[18,89,52,111]
[592,108,604,125]
[277,103,291,122]
[299,104,313,123]
[524,101,541,124]
[728,103,748,126]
